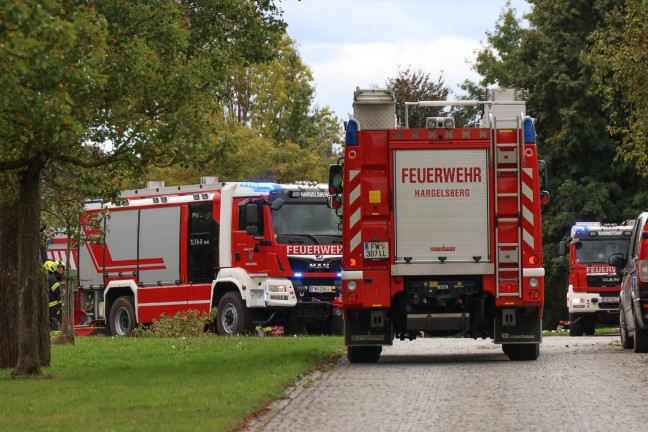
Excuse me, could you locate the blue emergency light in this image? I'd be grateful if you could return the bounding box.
[239,182,282,193]
[523,116,536,143]
[345,118,359,146]
[294,273,303,278]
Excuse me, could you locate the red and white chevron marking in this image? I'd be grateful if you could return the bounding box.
[346,169,362,257]
[521,167,535,250]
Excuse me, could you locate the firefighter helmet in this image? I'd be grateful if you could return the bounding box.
[43,261,57,273]
[55,260,65,269]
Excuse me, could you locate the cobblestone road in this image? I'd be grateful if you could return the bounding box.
[244,336,648,432]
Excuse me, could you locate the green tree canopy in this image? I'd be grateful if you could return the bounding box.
[382,66,450,128]
[465,0,648,328]
[587,0,648,176]
[0,0,286,376]
[146,35,341,186]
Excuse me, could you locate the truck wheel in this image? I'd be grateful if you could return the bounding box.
[619,307,633,349]
[632,313,648,353]
[583,315,596,336]
[216,292,250,336]
[569,313,584,336]
[108,296,137,336]
[347,346,382,363]
[329,310,344,336]
[503,343,539,361]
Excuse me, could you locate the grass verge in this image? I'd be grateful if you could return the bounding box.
[0,335,344,432]
[543,326,619,337]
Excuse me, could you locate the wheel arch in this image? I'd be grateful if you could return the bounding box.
[212,281,241,309]
[104,280,138,323]
[213,267,255,307]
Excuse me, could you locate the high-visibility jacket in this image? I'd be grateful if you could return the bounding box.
[48,273,61,308]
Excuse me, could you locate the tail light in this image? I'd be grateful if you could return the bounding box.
[639,238,648,286]
[528,255,540,266]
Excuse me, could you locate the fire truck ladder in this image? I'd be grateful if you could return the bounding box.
[491,114,524,298]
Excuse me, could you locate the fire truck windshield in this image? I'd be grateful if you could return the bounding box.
[575,238,630,264]
[272,202,341,244]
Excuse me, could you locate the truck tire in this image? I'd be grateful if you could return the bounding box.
[216,292,250,336]
[329,310,344,336]
[619,307,633,349]
[108,296,137,336]
[583,315,596,336]
[347,346,382,363]
[502,343,539,361]
[632,313,648,353]
[569,313,584,337]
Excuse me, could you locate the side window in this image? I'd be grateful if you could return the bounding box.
[188,203,218,283]
[630,217,644,259]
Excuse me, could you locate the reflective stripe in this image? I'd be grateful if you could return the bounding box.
[49,300,61,307]
[51,282,60,292]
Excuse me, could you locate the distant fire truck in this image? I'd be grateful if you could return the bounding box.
[559,222,633,336]
[328,88,549,362]
[48,179,343,336]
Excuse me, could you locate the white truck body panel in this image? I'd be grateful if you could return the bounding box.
[393,149,490,263]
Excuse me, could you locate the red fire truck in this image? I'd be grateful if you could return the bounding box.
[559,222,633,336]
[328,88,549,362]
[48,179,343,336]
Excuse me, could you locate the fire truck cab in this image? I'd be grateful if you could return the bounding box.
[329,88,548,362]
[559,222,633,336]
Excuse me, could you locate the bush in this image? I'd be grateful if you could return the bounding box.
[132,309,216,338]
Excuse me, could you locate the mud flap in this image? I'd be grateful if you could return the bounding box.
[493,308,542,344]
[345,309,393,346]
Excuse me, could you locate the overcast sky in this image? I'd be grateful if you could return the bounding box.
[279,0,531,119]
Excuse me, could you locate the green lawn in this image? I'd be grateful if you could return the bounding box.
[542,326,619,336]
[0,335,344,432]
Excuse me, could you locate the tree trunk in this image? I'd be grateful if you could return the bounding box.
[0,201,20,369]
[12,165,49,376]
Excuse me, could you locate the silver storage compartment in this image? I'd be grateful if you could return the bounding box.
[353,88,396,130]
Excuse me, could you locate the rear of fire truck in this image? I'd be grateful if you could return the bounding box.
[329,88,548,362]
[559,222,633,336]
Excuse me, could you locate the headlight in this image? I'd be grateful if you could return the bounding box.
[529,277,539,288]
[572,297,582,304]
[347,281,357,291]
[269,285,287,293]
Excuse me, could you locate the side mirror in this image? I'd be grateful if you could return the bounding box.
[558,240,568,264]
[538,160,549,207]
[608,252,627,268]
[327,195,342,210]
[246,203,259,225]
[538,160,548,190]
[559,240,566,256]
[270,198,284,211]
[328,164,343,195]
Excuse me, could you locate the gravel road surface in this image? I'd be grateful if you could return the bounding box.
[244,336,648,432]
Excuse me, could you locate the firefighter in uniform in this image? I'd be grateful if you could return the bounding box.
[44,260,62,330]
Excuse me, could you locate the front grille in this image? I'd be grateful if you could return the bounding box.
[288,257,342,273]
[586,275,620,287]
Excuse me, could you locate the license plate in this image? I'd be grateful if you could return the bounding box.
[364,242,388,260]
[599,297,619,303]
[309,286,335,293]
